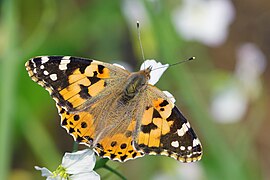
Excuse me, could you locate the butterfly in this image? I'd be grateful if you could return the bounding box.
[25,56,202,163]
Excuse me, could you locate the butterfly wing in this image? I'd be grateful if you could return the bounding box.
[25,56,130,148]
[94,118,145,162]
[134,85,203,162]
[25,56,129,112]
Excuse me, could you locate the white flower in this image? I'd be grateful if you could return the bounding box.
[140,59,176,104]
[121,0,149,27]
[172,0,235,46]
[211,84,248,123]
[35,149,100,180]
[140,59,169,85]
[153,163,204,180]
[235,43,267,100]
[210,43,267,123]
[176,163,204,180]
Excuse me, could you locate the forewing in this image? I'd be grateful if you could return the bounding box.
[25,56,129,112]
[134,86,203,162]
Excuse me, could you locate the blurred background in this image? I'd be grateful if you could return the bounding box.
[0,0,269,179]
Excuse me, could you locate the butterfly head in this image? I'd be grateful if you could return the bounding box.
[143,65,152,79]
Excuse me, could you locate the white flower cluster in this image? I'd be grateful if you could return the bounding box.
[35,149,100,180]
[211,43,267,123]
[173,0,235,46]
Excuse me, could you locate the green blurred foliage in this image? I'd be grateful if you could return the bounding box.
[0,0,269,180]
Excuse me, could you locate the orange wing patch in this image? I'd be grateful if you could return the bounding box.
[95,120,144,162]
[136,98,174,154]
[84,63,110,78]
[134,96,202,162]
[57,105,96,145]
[59,63,109,110]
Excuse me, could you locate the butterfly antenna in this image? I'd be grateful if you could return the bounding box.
[152,57,195,71]
[137,21,146,69]
[169,56,195,67]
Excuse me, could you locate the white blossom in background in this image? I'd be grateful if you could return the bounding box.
[211,84,248,123]
[35,149,100,180]
[122,0,149,27]
[211,43,267,123]
[176,163,204,180]
[153,163,204,180]
[172,0,235,47]
[235,43,267,100]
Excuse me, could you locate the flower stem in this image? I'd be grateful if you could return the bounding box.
[94,158,109,170]
[94,159,126,180]
[103,164,127,180]
[72,142,79,152]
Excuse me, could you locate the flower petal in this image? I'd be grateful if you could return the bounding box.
[47,176,62,180]
[62,149,96,174]
[211,85,247,123]
[172,0,235,46]
[140,59,169,85]
[34,166,53,177]
[71,172,100,180]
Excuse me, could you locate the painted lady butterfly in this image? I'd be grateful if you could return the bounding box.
[25,56,202,162]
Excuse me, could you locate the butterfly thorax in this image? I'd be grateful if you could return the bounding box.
[122,68,151,102]
[86,68,151,144]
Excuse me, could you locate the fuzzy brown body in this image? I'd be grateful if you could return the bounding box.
[25,56,202,162]
[89,70,150,145]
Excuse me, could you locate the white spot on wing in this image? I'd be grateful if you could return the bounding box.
[180,146,185,150]
[193,138,200,147]
[149,152,157,155]
[59,59,71,70]
[40,65,44,69]
[50,74,57,81]
[186,122,191,128]
[63,56,71,60]
[171,141,179,148]
[188,146,192,150]
[177,123,189,136]
[163,91,176,104]
[160,150,169,156]
[187,154,192,158]
[43,70,49,75]
[41,56,49,64]
[113,63,126,70]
